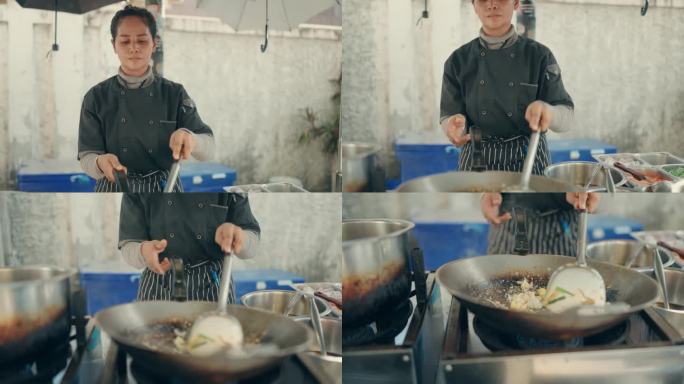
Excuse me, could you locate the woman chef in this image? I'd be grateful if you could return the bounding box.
[78,5,214,192]
[119,193,260,303]
[481,192,600,256]
[441,0,574,174]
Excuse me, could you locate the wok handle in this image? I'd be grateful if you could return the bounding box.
[652,246,671,310]
[411,248,428,306]
[577,209,588,266]
[370,164,386,192]
[113,169,129,193]
[513,208,529,255]
[171,258,187,302]
[470,126,486,172]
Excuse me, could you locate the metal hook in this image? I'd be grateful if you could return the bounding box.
[260,24,269,53]
[641,0,648,16]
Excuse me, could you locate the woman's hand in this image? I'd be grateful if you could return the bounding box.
[525,101,553,132]
[169,129,197,160]
[215,223,244,254]
[565,192,600,212]
[141,239,171,274]
[444,114,471,147]
[96,154,127,182]
[480,193,512,225]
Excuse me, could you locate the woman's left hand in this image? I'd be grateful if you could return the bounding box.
[525,101,553,132]
[169,129,197,160]
[215,223,245,254]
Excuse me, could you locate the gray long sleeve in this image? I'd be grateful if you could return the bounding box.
[547,104,574,133]
[178,128,215,161]
[120,230,259,270]
[79,152,105,180]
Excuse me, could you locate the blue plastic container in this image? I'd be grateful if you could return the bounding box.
[547,139,617,163]
[80,267,141,315]
[233,269,305,302]
[395,133,460,183]
[17,160,96,192]
[411,210,490,271]
[587,214,643,242]
[179,162,237,192]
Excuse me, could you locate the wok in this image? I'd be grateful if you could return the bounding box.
[436,254,659,340]
[395,171,578,192]
[95,301,313,381]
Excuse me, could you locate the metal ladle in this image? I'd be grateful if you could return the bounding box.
[163,160,181,193]
[301,286,327,356]
[545,209,607,312]
[647,237,670,310]
[504,130,540,192]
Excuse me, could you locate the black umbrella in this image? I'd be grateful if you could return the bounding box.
[16,0,123,51]
[16,0,122,14]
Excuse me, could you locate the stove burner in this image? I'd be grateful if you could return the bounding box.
[343,299,414,347]
[473,316,630,352]
[130,358,282,384]
[0,341,71,384]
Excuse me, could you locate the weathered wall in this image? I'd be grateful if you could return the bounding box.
[0,1,341,191]
[341,0,684,175]
[0,192,341,282]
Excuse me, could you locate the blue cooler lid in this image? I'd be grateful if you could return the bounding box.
[411,209,487,224]
[180,162,237,189]
[17,160,96,191]
[395,132,459,154]
[548,139,617,155]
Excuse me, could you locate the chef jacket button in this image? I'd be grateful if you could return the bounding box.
[121,117,126,123]
[169,233,175,238]
[148,120,154,125]
[480,51,485,57]
[510,53,515,58]
[508,82,514,87]
[479,80,485,85]
[122,147,128,152]
[196,234,202,240]
[507,111,513,117]
[149,92,154,97]
[198,203,204,208]
[120,90,125,96]
[167,200,173,206]
[147,148,153,154]
[481,110,487,116]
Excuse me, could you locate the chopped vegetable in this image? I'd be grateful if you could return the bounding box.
[667,166,684,178]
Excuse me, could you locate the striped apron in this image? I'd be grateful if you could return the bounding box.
[458,134,550,175]
[94,169,183,192]
[488,208,579,256]
[136,259,236,304]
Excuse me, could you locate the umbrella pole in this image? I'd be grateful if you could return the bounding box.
[260,0,269,53]
[52,0,59,51]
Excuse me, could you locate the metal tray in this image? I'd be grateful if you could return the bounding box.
[631,230,684,267]
[593,153,679,191]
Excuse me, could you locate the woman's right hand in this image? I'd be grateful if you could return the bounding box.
[96,154,127,182]
[444,114,471,147]
[480,193,512,225]
[141,239,171,274]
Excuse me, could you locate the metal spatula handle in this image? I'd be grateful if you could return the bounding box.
[653,246,670,310]
[577,209,588,267]
[520,131,540,190]
[218,252,234,313]
[308,293,327,356]
[164,161,181,193]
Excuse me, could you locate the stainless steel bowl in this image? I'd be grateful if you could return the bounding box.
[586,240,675,273]
[652,268,684,336]
[240,290,331,319]
[342,142,380,192]
[544,161,626,191]
[296,318,342,384]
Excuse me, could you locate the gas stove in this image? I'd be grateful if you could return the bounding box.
[437,296,684,383]
[342,272,445,384]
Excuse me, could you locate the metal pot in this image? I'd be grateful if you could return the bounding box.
[544,161,626,191]
[0,266,75,364]
[652,268,684,336]
[342,219,414,327]
[395,171,578,192]
[296,318,342,384]
[342,143,380,192]
[586,240,675,273]
[240,290,331,319]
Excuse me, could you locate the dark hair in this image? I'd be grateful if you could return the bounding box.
[110,5,157,40]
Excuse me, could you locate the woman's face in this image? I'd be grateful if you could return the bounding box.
[112,16,156,76]
[473,0,519,37]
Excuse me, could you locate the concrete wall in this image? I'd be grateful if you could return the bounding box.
[0,1,341,191]
[343,193,684,231]
[0,192,341,282]
[341,0,684,176]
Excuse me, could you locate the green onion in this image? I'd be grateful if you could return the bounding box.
[555,287,575,296]
[547,296,567,305]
